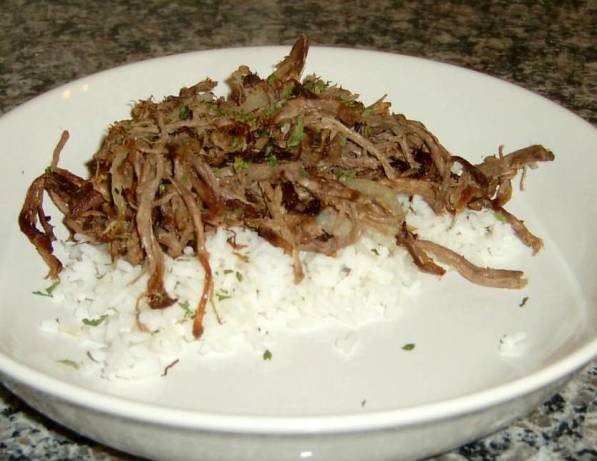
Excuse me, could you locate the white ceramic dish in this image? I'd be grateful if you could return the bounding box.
[0,46,595,461]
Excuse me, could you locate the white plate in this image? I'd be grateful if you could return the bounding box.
[0,46,595,461]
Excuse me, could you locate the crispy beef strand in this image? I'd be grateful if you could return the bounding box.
[19,34,554,337]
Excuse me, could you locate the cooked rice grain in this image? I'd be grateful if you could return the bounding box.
[41,196,527,379]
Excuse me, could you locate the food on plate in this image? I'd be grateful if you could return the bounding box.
[19,34,554,340]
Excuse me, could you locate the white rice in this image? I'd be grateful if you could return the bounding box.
[40,195,528,379]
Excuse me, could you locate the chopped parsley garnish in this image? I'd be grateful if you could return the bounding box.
[333,168,355,181]
[362,107,375,117]
[46,281,59,294]
[266,73,277,85]
[237,112,256,122]
[281,84,295,99]
[221,269,243,282]
[82,314,109,327]
[287,117,304,148]
[494,212,507,223]
[231,136,242,150]
[262,100,286,118]
[371,248,380,256]
[265,145,278,166]
[233,156,250,171]
[303,79,330,94]
[33,281,60,297]
[266,152,278,166]
[44,165,52,174]
[179,300,194,319]
[262,349,272,360]
[207,103,227,117]
[402,343,415,351]
[216,289,232,302]
[519,296,529,307]
[233,252,250,263]
[178,105,190,120]
[56,359,80,369]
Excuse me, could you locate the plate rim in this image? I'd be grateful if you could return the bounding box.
[1,45,595,434]
[1,342,595,433]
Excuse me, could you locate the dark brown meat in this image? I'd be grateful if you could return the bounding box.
[397,228,446,276]
[19,175,63,279]
[136,154,176,309]
[18,35,555,338]
[415,239,527,289]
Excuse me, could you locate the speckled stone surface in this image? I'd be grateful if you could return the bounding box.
[0,1,595,460]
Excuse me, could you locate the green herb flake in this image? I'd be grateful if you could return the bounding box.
[494,212,507,223]
[207,103,227,117]
[235,271,243,282]
[266,152,278,166]
[158,183,166,194]
[402,343,415,351]
[33,281,60,298]
[82,314,109,327]
[233,252,250,263]
[179,300,194,319]
[216,289,232,302]
[287,117,304,148]
[178,105,190,120]
[223,269,234,275]
[231,135,242,150]
[261,105,275,118]
[262,99,286,118]
[334,167,355,181]
[262,349,272,361]
[46,281,60,295]
[303,79,330,94]
[362,107,374,117]
[371,248,380,256]
[56,359,80,369]
[215,107,227,117]
[519,296,529,307]
[44,165,52,174]
[266,74,277,85]
[237,112,255,123]
[233,156,250,171]
[265,145,278,166]
[281,84,294,99]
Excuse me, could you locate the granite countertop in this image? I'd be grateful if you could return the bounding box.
[0,1,595,459]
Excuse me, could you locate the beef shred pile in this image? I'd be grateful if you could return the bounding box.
[19,35,554,337]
